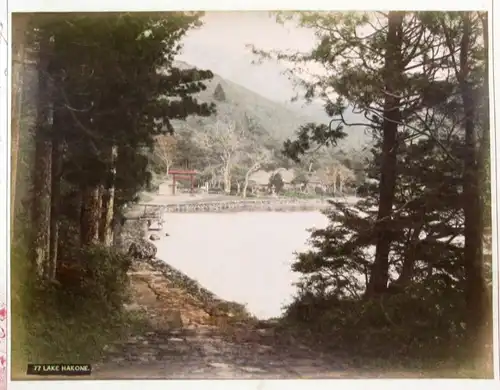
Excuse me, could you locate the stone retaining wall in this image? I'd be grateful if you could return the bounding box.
[144,198,331,214]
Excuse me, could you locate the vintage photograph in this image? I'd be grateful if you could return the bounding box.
[10,10,493,379]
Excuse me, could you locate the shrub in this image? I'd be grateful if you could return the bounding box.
[283,278,468,365]
[269,172,284,193]
[282,191,317,199]
[55,243,133,312]
[12,240,136,373]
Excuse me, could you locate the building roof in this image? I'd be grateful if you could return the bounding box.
[274,168,296,184]
[307,173,323,184]
[249,170,272,185]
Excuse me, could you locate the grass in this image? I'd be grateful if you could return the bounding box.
[281,191,321,199]
[10,236,147,380]
[279,293,494,379]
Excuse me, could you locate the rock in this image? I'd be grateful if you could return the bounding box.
[103,344,119,353]
[149,233,160,241]
[257,328,276,337]
[208,362,231,369]
[241,366,266,373]
[165,309,184,330]
[123,302,141,312]
[256,319,280,329]
[128,238,157,260]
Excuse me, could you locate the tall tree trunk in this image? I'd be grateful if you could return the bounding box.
[80,186,101,246]
[100,145,118,246]
[479,12,490,228]
[48,135,62,280]
[223,162,231,194]
[458,12,489,348]
[96,186,104,240]
[365,11,404,297]
[243,172,251,198]
[394,222,424,288]
[47,33,65,280]
[11,16,28,234]
[32,32,53,278]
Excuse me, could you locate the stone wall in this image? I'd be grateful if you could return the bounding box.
[149,198,331,214]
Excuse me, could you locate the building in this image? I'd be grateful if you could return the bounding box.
[158,179,177,195]
[274,168,296,190]
[248,170,272,192]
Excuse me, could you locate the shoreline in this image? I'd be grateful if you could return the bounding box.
[128,195,358,216]
[118,212,253,320]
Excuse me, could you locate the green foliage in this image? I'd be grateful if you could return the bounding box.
[55,244,133,311]
[30,13,216,209]
[268,172,284,193]
[13,13,216,370]
[11,231,142,371]
[283,122,347,163]
[254,13,490,370]
[283,278,468,364]
[282,191,317,199]
[213,82,227,101]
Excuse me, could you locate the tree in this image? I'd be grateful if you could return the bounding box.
[336,164,356,194]
[435,11,490,350]
[269,172,284,194]
[213,82,227,101]
[10,15,29,234]
[153,134,178,175]
[317,162,339,194]
[194,116,244,194]
[251,11,458,296]
[31,29,54,279]
[25,12,216,276]
[202,10,496,370]
[241,146,272,198]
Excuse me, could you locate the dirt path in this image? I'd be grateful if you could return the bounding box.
[91,260,351,380]
[92,324,353,379]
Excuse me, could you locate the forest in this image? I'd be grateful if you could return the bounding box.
[10,11,492,377]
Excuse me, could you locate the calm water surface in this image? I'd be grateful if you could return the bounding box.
[155,211,329,319]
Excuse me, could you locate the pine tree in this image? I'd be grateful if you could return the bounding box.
[213,82,227,101]
[253,11,456,295]
[27,12,216,273]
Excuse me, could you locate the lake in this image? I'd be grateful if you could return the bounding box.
[155,211,330,319]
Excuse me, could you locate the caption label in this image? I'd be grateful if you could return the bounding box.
[26,364,92,376]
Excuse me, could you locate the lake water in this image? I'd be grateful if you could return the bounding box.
[155,211,330,319]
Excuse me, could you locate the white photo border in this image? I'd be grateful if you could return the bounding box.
[2,1,498,390]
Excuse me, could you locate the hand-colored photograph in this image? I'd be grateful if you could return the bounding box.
[9,10,494,381]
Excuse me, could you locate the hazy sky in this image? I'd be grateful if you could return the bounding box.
[177,11,318,105]
[176,11,371,148]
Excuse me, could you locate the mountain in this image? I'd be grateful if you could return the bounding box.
[171,60,371,151]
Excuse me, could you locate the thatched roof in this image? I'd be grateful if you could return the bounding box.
[249,170,272,185]
[274,168,296,184]
[307,173,323,184]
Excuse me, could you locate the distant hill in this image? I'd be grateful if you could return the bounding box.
[171,60,313,143]
[171,61,371,151]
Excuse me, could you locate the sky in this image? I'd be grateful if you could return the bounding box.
[176,11,371,148]
[177,11,318,106]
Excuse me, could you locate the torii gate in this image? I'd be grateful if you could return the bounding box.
[168,169,197,195]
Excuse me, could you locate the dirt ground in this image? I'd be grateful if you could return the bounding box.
[90,260,414,380]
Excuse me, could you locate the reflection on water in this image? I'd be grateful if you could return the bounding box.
[155,211,329,319]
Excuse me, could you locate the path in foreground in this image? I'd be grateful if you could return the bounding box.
[93,324,351,379]
[91,259,468,380]
[91,260,359,380]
